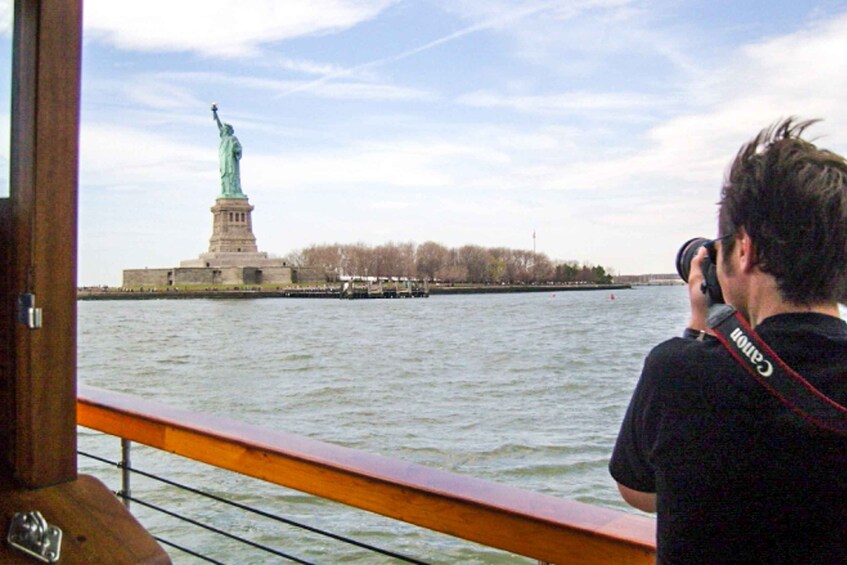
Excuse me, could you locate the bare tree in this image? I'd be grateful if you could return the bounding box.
[487,247,510,283]
[415,241,449,281]
[436,264,469,283]
[373,242,411,279]
[396,241,416,278]
[291,240,615,285]
[532,253,554,282]
[282,250,304,267]
[340,243,372,277]
[302,244,343,274]
[458,245,492,283]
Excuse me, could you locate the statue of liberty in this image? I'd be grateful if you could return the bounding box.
[211,103,246,198]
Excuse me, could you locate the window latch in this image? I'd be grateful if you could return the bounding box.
[17,293,43,329]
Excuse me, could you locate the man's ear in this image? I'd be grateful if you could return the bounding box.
[736,227,757,273]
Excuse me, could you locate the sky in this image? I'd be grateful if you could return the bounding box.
[3,1,847,285]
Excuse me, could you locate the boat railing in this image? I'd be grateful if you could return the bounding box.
[77,385,656,564]
[77,447,440,563]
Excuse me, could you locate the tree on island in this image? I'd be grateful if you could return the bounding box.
[289,241,616,285]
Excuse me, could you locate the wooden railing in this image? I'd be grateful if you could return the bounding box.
[77,385,656,564]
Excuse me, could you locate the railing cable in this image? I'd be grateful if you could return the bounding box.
[79,450,430,564]
[153,536,226,565]
[120,494,315,564]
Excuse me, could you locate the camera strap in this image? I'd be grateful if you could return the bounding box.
[707,304,847,436]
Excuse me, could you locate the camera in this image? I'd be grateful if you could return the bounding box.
[675,237,725,305]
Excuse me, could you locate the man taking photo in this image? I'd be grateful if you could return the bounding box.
[610,118,847,563]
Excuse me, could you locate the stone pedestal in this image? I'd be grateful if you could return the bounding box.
[123,192,311,288]
[169,195,296,286]
[208,197,258,253]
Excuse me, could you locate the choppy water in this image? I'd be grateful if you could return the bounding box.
[77,286,690,563]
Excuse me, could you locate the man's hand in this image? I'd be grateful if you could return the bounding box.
[687,246,711,332]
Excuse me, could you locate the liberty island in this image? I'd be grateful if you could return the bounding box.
[122,105,322,288]
[115,106,625,297]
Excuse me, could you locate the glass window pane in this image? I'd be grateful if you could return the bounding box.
[0,0,11,197]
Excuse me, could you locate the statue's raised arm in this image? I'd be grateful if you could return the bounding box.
[211,103,224,134]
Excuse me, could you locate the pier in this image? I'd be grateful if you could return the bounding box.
[340,279,429,299]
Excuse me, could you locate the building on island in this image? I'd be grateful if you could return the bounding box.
[122,105,323,288]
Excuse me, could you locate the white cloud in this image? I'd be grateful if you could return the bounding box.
[246,140,485,190]
[275,0,582,99]
[302,81,436,101]
[443,0,635,27]
[265,56,350,77]
[123,78,206,111]
[83,0,397,57]
[719,15,847,128]
[457,90,661,115]
[368,200,416,210]
[132,71,434,104]
[466,12,847,196]
[0,0,11,36]
[80,123,213,193]
[638,13,847,180]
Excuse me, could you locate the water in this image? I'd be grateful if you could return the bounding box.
[77,286,690,563]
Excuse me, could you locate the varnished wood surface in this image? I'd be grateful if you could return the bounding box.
[0,198,12,476]
[9,0,82,487]
[78,385,656,564]
[0,198,15,479]
[0,474,171,564]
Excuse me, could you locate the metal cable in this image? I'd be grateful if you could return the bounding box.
[122,494,315,564]
[153,536,226,564]
[78,450,430,564]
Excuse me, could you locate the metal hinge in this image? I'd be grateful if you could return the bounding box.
[17,293,43,329]
[7,511,62,563]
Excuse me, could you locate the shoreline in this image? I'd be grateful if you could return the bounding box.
[77,283,632,301]
[429,283,630,295]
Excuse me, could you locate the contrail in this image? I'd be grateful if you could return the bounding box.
[278,2,559,97]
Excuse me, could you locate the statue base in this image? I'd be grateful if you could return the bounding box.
[207,197,259,253]
[180,252,289,269]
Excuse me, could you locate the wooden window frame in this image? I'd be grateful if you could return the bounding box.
[1,0,82,488]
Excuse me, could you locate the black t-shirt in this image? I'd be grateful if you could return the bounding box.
[610,313,847,564]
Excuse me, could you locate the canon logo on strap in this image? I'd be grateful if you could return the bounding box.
[728,327,774,377]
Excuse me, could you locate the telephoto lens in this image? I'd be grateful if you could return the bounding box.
[675,237,725,305]
[675,237,709,282]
